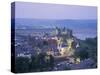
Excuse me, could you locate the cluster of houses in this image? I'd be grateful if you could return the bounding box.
[16,27,80,64]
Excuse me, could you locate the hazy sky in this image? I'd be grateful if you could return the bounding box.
[15,2,97,19]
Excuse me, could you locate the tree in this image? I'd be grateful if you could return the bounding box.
[15,57,30,73]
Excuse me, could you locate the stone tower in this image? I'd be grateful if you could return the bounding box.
[55,27,78,57]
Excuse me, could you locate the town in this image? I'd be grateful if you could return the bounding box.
[14,27,97,73]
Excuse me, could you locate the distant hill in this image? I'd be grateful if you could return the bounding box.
[13,18,97,30]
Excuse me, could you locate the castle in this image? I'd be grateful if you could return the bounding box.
[54,27,79,57]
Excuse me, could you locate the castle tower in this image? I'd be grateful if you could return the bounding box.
[55,27,77,57]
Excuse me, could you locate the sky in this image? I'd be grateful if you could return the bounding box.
[14,2,97,20]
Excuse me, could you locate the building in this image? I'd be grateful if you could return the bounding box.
[55,27,79,57]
